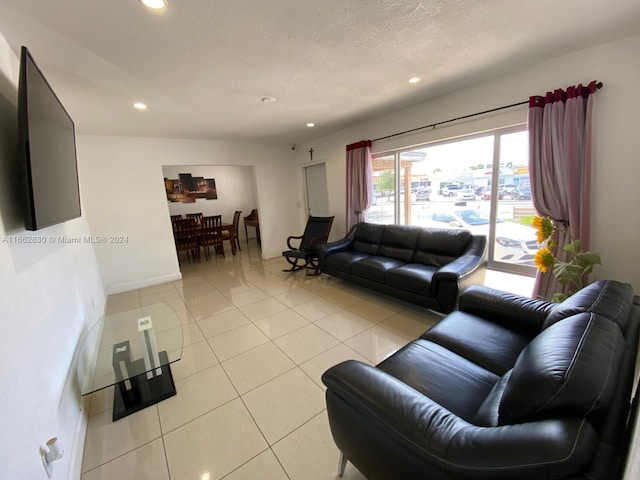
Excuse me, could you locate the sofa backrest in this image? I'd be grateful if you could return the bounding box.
[351,223,385,255]
[349,223,476,267]
[497,312,625,428]
[378,225,422,262]
[413,228,472,267]
[544,280,634,333]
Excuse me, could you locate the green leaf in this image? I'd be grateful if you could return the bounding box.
[551,292,568,303]
[575,252,602,265]
[553,262,584,285]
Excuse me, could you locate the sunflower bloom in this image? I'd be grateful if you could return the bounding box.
[534,247,555,273]
[533,216,555,243]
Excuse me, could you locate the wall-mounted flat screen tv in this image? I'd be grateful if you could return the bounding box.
[17,46,81,231]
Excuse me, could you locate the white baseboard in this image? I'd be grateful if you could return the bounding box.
[68,396,88,480]
[105,272,183,295]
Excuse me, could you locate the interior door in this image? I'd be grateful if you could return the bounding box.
[304,163,329,216]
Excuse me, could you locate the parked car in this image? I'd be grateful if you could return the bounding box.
[456,189,476,201]
[476,186,491,200]
[443,185,462,197]
[498,184,518,199]
[415,188,430,201]
[516,186,532,200]
[417,208,540,264]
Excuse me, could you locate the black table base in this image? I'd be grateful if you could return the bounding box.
[112,350,177,421]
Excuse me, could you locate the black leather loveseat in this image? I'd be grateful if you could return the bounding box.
[316,223,486,313]
[322,280,640,480]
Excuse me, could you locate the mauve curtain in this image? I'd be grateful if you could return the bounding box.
[346,140,372,231]
[528,81,598,299]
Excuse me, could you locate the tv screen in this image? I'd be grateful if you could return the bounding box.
[18,46,81,231]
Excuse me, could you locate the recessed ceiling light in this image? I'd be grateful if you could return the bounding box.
[306,123,315,128]
[133,102,148,110]
[260,96,276,103]
[409,77,421,84]
[140,0,167,10]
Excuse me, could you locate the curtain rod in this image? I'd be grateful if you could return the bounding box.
[371,81,603,143]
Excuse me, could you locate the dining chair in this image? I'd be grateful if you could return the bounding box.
[222,210,242,252]
[186,212,203,225]
[244,209,260,246]
[170,214,183,222]
[173,218,200,263]
[199,215,224,260]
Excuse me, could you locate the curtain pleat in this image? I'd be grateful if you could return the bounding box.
[528,81,597,299]
[346,140,372,231]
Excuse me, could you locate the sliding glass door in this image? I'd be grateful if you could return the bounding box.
[369,127,538,275]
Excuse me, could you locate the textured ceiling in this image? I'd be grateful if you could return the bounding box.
[0,0,639,145]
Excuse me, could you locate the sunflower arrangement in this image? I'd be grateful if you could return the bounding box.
[533,215,602,302]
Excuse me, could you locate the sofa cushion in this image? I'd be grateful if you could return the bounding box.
[377,225,421,262]
[352,223,385,255]
[413,228,472,267]
[422,311,531,376]
[498,312,625,426]
[324,251,371,273]
[351,256,406,282]
[377,339,499,423]
[474,370,512,427]
[385,263,438,295]
[544,280,634,333]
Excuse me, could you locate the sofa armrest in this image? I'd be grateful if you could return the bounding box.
[433,234,486,281]
[434,254,484,282]
[322,360,470,459]
[459,285,556,337]
[322,360,597,479]
[316,237,354,265]
[431,235,487,312]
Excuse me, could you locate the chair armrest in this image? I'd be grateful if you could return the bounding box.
[309,236,327,248]
[459,285,556,337]
[286,234,303,250]
[322,360,597,479]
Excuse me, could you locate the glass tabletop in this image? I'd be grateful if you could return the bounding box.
[78,303,183,396]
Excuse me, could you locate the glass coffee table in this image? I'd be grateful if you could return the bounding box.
[78,303,183,421]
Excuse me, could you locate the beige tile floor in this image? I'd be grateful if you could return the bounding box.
[81,242,534,480]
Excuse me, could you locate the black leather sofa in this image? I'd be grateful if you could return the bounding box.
[322,280,640,480]
[316,223,487,313]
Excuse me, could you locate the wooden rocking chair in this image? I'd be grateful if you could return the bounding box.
[282,215,334,275]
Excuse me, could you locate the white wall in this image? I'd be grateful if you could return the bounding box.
[0,34,105,480]
[77,135,300,293]
[296,33,640,292]
[162,164,257,241]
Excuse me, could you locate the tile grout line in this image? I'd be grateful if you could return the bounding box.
[96,250,441,479]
